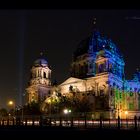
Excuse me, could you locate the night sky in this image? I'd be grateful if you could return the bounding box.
[0,9,140,108]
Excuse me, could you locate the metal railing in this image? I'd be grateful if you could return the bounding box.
[0,115,140,130]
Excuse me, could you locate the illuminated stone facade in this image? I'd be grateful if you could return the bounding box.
[26,29,140,119]
[26,57,51,104]
[58,30,140,119]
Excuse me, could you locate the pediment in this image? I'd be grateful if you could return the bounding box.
[60,77,84,86]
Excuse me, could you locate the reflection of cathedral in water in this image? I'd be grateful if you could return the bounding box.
[26,27,140,119]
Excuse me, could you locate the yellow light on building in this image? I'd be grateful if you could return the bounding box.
[125,111,128,115]
[48,99,51,103]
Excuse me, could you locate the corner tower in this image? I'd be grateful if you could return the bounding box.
[26,54,51,103]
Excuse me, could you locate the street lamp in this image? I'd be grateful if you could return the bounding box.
[8,100,15,109]
[125,111,128,119]
[63,108,71,126]
[63,109,68,114]
[8,101,14,106]
[63,108,71,115]
[47,99,52,117]
[8,100,15,116]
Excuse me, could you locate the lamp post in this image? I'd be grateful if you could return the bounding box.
[8,100,15,117]
[63,108,71,126]
[63,108,71,115]
[48,99,52,117]
[63,109,68,115]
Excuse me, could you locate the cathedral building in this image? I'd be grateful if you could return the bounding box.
[58,29,140,119]
[26,27,140,119]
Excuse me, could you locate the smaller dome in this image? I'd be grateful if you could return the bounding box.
[34,58,48,67]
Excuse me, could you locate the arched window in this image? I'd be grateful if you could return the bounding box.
[98,63,104,73]
[110,88,114,96]
[43,72,46,78]
[109,64,112,72]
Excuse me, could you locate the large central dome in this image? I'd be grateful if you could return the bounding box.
[73,30,122,59]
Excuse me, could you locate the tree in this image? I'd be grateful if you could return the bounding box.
[45,91,93,115]
[0,108,8,117]
[23,102,42,115]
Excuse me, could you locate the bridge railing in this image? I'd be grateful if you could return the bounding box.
[0,114,139,130]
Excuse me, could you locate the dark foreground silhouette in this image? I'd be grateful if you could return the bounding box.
[0,126,140,139]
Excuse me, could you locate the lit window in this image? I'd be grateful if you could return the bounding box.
[129,92,133,97]
[43,72,46,78]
